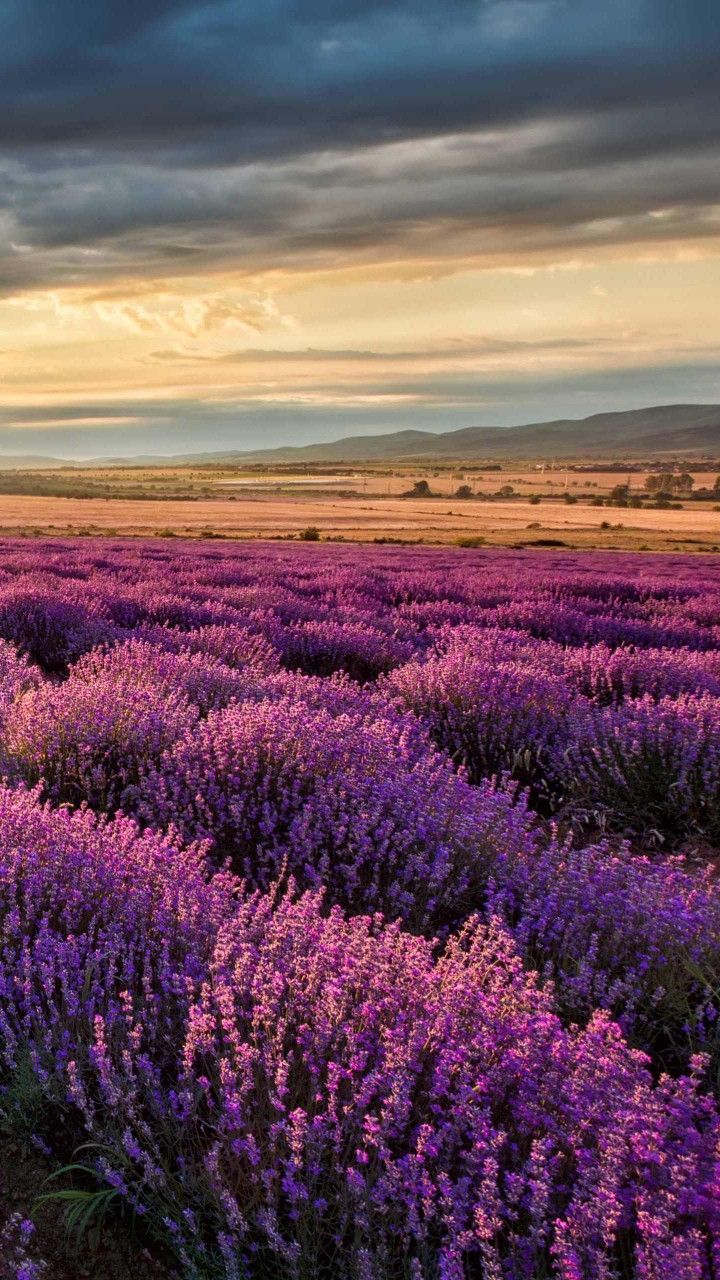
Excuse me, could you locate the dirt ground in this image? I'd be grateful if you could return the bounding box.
[0,1141,173,1280]
[0,490,719,551]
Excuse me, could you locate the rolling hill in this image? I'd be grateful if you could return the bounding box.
[0,403,718,467]
[230,404,720,463]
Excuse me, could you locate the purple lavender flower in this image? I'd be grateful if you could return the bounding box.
[559,693,720,845]
[139,696,533,932]
[0,538,715,1277]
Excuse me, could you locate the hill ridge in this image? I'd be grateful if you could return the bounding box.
[0,403,718,466]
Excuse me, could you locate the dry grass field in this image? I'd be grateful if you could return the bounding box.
[0,459,717,549]
[206,467,718,499]
[0,484,719,551]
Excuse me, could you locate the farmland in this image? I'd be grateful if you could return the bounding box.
[0,537,717,1277]
[0,460,719,550]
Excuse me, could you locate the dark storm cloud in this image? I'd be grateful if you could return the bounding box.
[0,0,719,291]
[1,0,717,152]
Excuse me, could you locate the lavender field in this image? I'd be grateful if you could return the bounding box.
[0,538,719,1279]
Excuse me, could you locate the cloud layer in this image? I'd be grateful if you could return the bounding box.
[1,0,719,452]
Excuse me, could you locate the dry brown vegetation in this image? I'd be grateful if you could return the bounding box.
[0,461,718,551]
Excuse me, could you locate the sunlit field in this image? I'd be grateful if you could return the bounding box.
[0,538,718,1277]
[0,461,719,551]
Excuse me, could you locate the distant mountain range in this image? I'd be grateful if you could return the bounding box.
[0,454,75,470]
[227,404,720,463]
[1,403,719,467]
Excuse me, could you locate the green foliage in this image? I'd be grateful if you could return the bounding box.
[645,471,695,496]
[37,1177,122,1248]
[0,1053,47,1139]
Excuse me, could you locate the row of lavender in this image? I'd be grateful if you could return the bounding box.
[0,539,718,1278]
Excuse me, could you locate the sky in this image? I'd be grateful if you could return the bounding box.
[1,0,720,457]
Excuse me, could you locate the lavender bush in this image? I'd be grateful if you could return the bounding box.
[5,660,198,811]
[0,787,716,1279]
[138,697,533,932]
[0,584,116,673]
[178,893,720,1279]
[488,835,720,1073]
[0,539,714,1277]
[560,693,720,845]
[383,649,569,797]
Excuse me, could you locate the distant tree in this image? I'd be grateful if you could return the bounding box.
[610,484,629,501]
[714,475,720,493]
[528,494,541,505]
[403,479,434,498]
[496,484,515,498]
[454,484,474,499]
[645,471,693,496]
[300,525,321,541]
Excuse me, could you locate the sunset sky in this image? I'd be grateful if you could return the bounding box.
[1,0,719,457]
